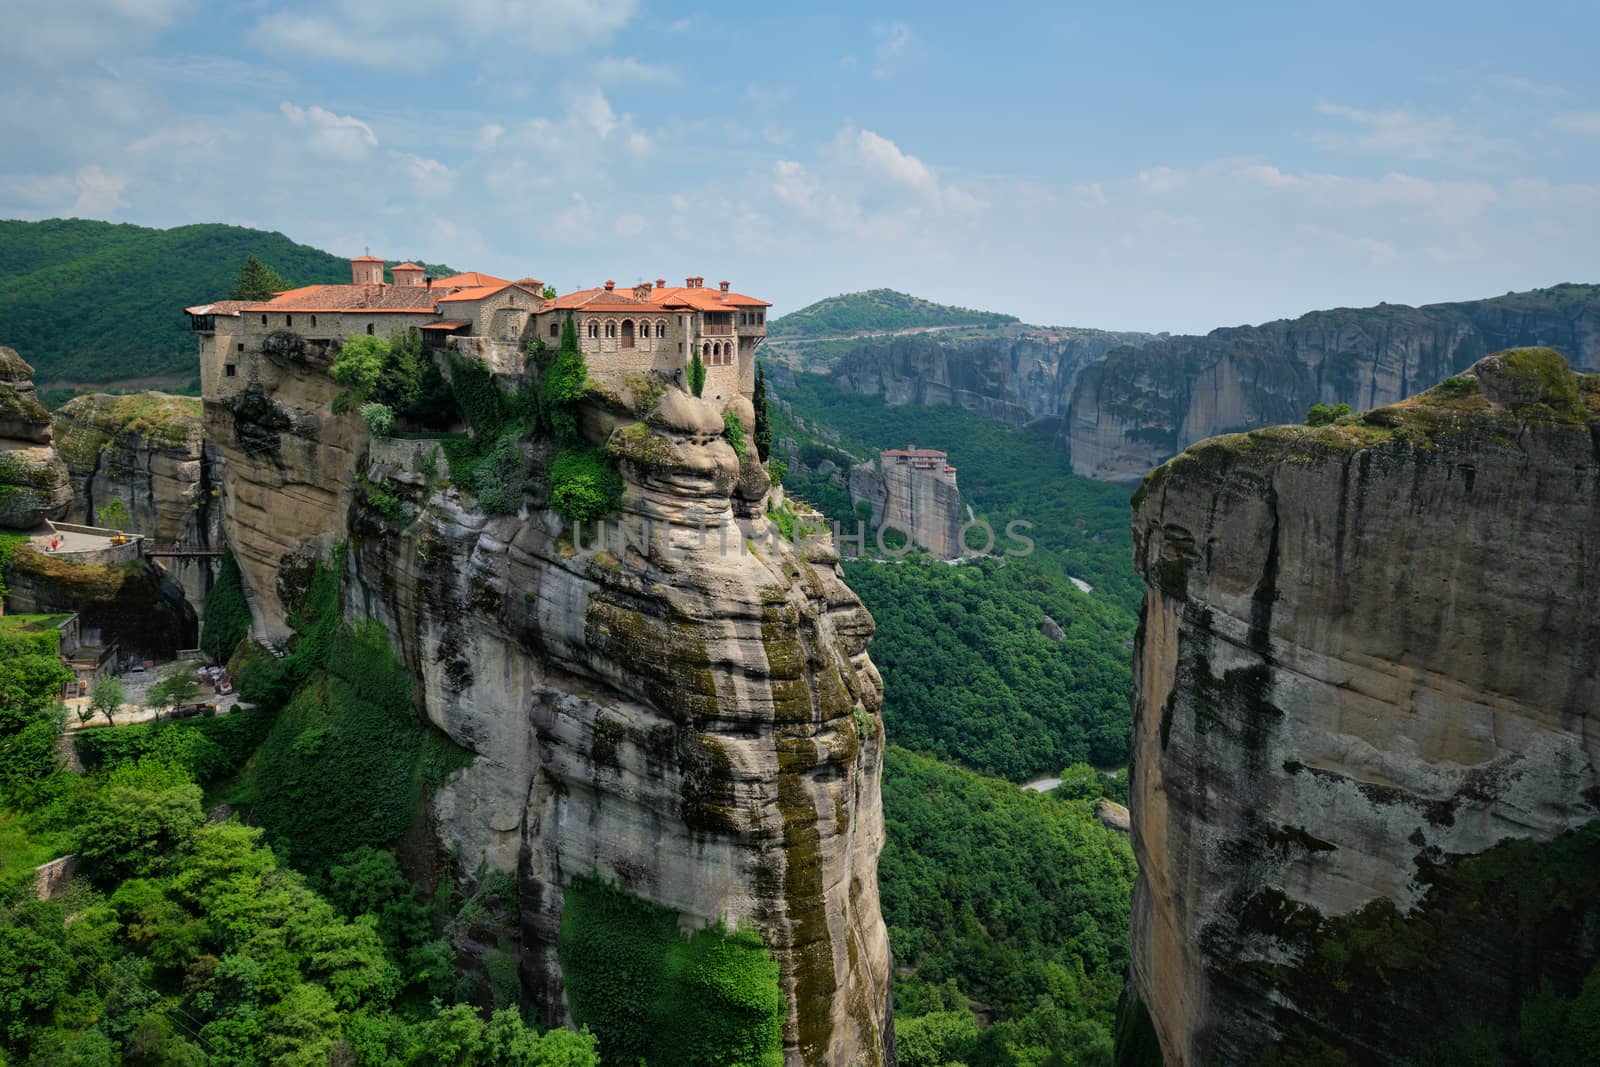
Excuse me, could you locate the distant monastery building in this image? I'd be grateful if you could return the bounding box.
[186,257,771,403]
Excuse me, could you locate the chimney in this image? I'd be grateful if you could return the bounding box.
[656,279,666,289]
[719,280,730,293]
[685,276,695,288]
[604,280,615,292]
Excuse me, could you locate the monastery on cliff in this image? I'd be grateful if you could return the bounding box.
[185,256,771,403]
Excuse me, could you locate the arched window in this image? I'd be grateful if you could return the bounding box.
[620,319,635,349]
[702,342,711,358]
[605,321,616,339]
[588,321,599,339]
[366,323,375,336]
[261,314,268,325]
[550,322,559,338]
[656,321,667,338]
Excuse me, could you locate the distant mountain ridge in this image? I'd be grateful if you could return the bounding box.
[0,219,452,386]
[1070,283,1600,480]
[769,288,1018,341]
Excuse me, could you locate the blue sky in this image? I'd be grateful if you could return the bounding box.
[2,0,1597,332]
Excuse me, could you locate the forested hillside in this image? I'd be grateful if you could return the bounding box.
[769,289,1018,338]
[0,220,451,386]
[773,373,1139,779]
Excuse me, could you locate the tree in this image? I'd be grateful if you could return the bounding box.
[145,665,200,717]
[543,315,588,443]
[542,284,557,300]
[753,362,772,461]
[360,402,395,438]
[99,497,132,532]
[1306,402,1351,426]
[229,256,290,301]
[332,334,389,409]
[91,676,126,728]
[688,351,706,398]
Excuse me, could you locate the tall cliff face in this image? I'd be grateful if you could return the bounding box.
[830,329,1149,427]
[53,391,219,610]
[1124,349,1600,1065]
[208,354,896,1064]
[0,347,71,529]
[1074,283,1600,481]
[848,451,964,558]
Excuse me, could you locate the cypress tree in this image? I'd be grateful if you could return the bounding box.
[229,255,289,300]
[688,352,706,398]
[753,362,772,461]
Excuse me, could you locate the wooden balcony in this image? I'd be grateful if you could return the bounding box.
[700,323,734,336]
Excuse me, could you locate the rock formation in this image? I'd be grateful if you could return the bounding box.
[1073,283,1600,481]
[53,391,219,609]
[0,347,71,529]
[207,343,896,1064]
[849,447,964,558]
[1123,349,1600,1064]
[830,328,1149,428]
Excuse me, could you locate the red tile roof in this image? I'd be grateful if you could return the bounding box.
[183,300,250,316]
[436,281,545,304]
[392,262,424,271]
[431,272,511,289]
[550,282,770,313]
[349,255,384,262]
[242,284,441,313]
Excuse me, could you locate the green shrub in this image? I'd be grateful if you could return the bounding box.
[360,402,395,438]
[551,448,624,524]
[558,875,783,1067]
[543,315,587,443]
[723,412,748,460]
[1306,402,1351,426]
[73,711,275,783]
[200,550,250,663]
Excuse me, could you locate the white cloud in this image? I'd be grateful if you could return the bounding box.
[1137,166,1187,193]
[568,89,618,140]
[872,19,919,78]
[253,0,636,68]
[594,57,679,86]
[1489,74,1566,98]
[477,124,506,149]
[1311,101,1507,166]
[393,152,455,196]
[280,102,378,161]
[1552,112,1600,134]
[855,129,939,196]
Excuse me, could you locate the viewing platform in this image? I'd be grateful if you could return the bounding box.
[27,521,143,566]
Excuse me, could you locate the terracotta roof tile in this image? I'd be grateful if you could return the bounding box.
[242,284,441,313]
[349,255,384,262]
[431,272,511,288]
[436,281,545,304]
[392,262,424,271]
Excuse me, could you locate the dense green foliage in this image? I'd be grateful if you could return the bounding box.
[74,711,276,785]
[0,591,588,1065]
[541,316,587,444]
[550,448,624,524]
[846,557,1132,774]
[777,374,1140,778]
[244,620,473,870]
[1305,401,1352,426]
[0,219,451,384]
[228,256,288,301]
[768,288,1018,339]
[557,875,783,1067]
[881,748,1135,1066]
[0,625,72,809]
[439,355,537,516]
[200,551,251,663]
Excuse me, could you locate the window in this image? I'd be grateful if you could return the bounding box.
[366,323,375,336]
[311,315,317,328]
[656,321,667,338]
[261,314,268,325]
[588,322,599,339]
[605,321,616,339]
[550,322,560,338]
[237,343,244,352]
[286,315,292,327]
[225,363,237,377]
